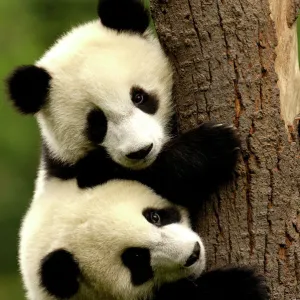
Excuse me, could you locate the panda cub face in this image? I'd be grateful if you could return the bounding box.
[6,0,173,170]
[20,180,205,300]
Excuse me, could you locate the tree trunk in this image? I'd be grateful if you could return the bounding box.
[150,0,300,299]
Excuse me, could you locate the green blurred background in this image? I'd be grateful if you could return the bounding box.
[0,1,101,298]
[0,1,298,299]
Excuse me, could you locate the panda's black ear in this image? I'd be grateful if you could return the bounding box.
[40,249,80,299]
[97,0,150,34]
[6,65,51,114]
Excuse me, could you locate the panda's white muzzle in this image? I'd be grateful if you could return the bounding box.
[150,224,206,282]
[102,109,165,169]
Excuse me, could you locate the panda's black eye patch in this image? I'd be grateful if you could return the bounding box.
[131,86,158,115]
[122,247,153,285]
[40,249,80,299]
[85,108,108,144]
[143,207,181,227]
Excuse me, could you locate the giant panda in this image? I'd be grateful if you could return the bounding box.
[20,179,269,300]
[6,0,240,210]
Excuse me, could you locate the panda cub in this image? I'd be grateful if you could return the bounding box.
[6,0,240,208]
[21,180,269,300]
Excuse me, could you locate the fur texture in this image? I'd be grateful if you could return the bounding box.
[6,65,51,114]
[20,180,269,300]
[19,180,205,300]
[6,0,173,169]
[97,0,150,34]
[155,267,270,300]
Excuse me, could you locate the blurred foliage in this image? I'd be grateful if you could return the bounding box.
[0,1,298,299]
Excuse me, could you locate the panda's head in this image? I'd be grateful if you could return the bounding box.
[20,180,205,300]
[6,0,173,169]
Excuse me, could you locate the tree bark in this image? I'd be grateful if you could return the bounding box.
[150,0,300,299]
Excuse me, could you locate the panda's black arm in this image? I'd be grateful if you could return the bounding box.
[76,122,240,207]
[140,122,240,206]
[153,267,270,300]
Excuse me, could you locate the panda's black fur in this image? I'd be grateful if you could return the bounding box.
[6,65,52,114]
[155,267,270,300]
[98,0,150,34]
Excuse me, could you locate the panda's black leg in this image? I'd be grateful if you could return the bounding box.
[154,267,270,300]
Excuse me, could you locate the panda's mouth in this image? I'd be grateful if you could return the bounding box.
[119,155,157,170]
[184,242,201,267]
[113,145,159,170]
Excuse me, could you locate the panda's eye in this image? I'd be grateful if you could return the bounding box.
[143,209,162,226]
[143,207,181,227]
[130,86,159,115]
[133,92,145,105]
[150,212,161,225]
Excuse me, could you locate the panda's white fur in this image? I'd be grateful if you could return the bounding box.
[20,180,205,300]
[36,19,173,169]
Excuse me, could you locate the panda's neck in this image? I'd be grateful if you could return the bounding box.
[41,142,78,181]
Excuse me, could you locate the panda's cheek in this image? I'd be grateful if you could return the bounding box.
[85,109,108,144]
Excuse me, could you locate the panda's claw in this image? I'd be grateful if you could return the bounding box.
[212,123,224,127]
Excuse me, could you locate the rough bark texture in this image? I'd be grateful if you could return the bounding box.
[150,0,300,299]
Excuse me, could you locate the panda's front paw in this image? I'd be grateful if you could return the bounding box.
[197,122,240,156]
[196,267,270,300]
[157,121,240,198]
[188,121,241,186]
[201,121,240,163]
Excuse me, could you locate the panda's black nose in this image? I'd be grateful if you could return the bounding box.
[126,144,153,160]
[185,242,200,267]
